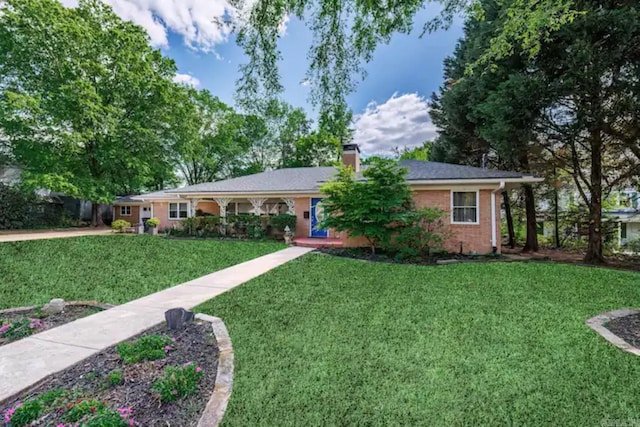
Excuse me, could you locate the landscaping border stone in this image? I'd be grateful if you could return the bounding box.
[196,313,234,427]
[585,308,640,356]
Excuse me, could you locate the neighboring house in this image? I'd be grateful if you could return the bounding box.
[609,188,640,247]
[113,144,541,254]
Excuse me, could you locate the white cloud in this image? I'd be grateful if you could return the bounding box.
[352,92,437,156]
[59,0,288,52]
[173,73,201,87]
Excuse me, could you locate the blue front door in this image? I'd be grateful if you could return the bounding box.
[310,198,328,238]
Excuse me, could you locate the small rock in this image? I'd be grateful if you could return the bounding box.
[165,308,195,330]
[42,298,65,314]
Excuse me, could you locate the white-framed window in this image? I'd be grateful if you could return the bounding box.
[120,206,131,216]
[451,191,479,224]
[169,202,189,220]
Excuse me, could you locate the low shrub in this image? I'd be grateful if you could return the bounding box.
[111,219,131,233]
[105,368,124,386]
[385,208,453,261]
[182,216,222,237]
[152,363,203,403]
[3,389,132,427]
[269,214,296,232]
[226,214,265,238]
[146,217,160,228]
[116,334,173,364]
[6,399,41,427]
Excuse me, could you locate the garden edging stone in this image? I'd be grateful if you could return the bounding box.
[196,313,234,427]
[585,308,640,356]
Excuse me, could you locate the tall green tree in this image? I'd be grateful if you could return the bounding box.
[0,0,177,225]
[430,0,543,252]
[172,87,252,185]
[532,0,640,263]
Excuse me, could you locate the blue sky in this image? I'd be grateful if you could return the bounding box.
[61,0,463,154]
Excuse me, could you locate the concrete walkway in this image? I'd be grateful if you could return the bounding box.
[0,228,111,242]
[0,246,314,402]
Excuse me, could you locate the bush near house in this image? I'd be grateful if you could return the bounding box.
[320,158,451,258]
[146,217,160,228]
[111,219,131,233]
[386,207,453,261]
[269,214,296,232]
[165,214,296,240]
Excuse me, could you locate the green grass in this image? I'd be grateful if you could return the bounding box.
[197,254,640,426]
[0,235,284,308]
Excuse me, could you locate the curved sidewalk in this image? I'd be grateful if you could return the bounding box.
[0,246,314,403]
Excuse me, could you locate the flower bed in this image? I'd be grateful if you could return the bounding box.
[0,321,218,426]
[0,303,108,347]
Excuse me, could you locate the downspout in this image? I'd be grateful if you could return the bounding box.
[491,181,506,254]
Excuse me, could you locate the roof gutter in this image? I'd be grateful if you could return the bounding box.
[491,181,506,253]
[407,176,543,186]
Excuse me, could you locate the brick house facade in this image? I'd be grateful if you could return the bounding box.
[113,144,539,254]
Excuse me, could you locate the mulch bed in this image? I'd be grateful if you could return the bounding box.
[316,247,503,265]
[605,312,640,348]
[0,305,104,347]
[0,321,219,426]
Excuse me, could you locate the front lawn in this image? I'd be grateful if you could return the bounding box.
[197,254,640,426]
[0,235,284,309]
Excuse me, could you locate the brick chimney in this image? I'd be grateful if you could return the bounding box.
[342,143,360,172]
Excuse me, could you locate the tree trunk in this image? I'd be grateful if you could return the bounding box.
[522,184,539,253]
[503,191,516,249]
[553,168,560,248]
[91,203,103,227]
[584,128,605,264]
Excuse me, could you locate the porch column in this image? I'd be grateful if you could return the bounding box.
[190,198,200,217]
[282,198,295,215]
[248,198,267,216]
[214,198,232,235]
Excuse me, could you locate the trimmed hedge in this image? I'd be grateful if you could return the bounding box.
[164,214,296,240]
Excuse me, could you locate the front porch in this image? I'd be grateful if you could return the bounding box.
[183,196,334,241]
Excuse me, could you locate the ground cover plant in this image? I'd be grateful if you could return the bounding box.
[197,254,640,426]
[0,305,103,346]
[0,322,217,426]
[0,235,284,309]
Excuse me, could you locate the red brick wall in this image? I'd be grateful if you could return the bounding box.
[197,200,220,216]
[339,189,501,254]
[114,205,139,224]
[410,189,500,254]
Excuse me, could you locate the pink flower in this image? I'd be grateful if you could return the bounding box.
[29,318,43,329]
[0,323,12,335]
[117,407,133,419]
[195,366,202,373]
[4,403,22,423]
[163,345,173,352]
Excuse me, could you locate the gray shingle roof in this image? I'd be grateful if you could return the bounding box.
[168,167,338,193]
[399,160,529,180]
[164,161,535,195]
[115,189,182,203]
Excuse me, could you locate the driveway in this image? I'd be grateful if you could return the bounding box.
[0,228,112,242]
